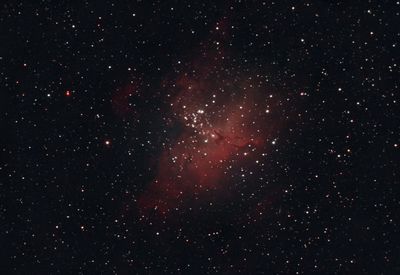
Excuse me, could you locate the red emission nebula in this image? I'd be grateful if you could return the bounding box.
[136,46,286,216]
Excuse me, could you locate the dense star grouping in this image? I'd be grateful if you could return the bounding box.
[1,1,399,274]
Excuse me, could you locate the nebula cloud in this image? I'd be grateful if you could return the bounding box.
[137,37,285,217]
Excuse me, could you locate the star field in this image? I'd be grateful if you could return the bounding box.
[1,1,399,274]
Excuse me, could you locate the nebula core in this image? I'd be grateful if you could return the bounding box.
[137,46,285,216]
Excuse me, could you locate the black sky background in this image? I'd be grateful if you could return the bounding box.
[1,1,399,274]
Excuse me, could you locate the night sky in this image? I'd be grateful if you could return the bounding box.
[1,1,400,274]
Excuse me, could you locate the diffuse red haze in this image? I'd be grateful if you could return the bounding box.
[137,53,284,216]
[112,82,139,118]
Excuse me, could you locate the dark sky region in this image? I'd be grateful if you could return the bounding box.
[1,1,399,274]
